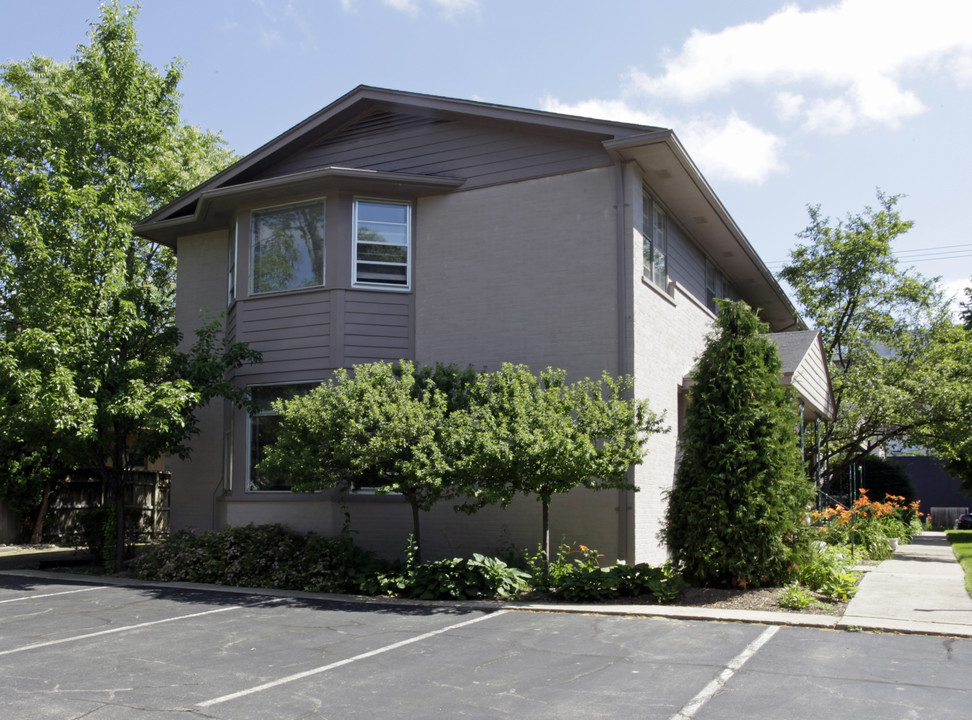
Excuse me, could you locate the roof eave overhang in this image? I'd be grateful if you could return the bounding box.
[134,167,465,247]
[604,131,805,332]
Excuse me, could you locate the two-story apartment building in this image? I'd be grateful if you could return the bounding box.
[135,86,831,564]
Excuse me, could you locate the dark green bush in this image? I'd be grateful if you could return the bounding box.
[131,524,379,593]
[664,301,814,588]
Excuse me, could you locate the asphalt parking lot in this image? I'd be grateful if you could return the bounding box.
[1,572,970,719]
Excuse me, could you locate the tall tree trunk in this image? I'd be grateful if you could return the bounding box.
[542,498,550,572]
[408,495,422,564]
[29,476,55,545]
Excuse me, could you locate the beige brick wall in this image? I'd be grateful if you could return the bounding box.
[632,274,716,564]
[415,167,620,378]
[413,167,627,561]
[170,229,230,531]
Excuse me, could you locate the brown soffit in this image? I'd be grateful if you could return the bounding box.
[134,166,465,247]
[604,131,805,333]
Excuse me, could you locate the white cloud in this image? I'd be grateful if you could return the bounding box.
[679,112,786,184]
[370,0,477,16]
[383,0,420,14]
[433,0,479,18]
[540,97,785,185]
[628,0,972,133]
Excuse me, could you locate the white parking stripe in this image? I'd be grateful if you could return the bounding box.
[198,609,509,708]
[0,597,286,657]
[670,625,780,720]
[0,586,108,604]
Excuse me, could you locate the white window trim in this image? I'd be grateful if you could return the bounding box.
[640,188,668,289]
[352,197,412,291]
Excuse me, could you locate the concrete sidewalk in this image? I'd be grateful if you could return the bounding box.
[839,531,972,637]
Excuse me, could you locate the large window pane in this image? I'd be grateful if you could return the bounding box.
[354,199,410,287]
[247,383,317,492]
[251,200,325,294]
[641,189,667,289]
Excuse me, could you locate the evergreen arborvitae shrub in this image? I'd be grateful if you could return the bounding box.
[664,300,814,588]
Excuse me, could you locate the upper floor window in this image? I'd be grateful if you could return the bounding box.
[641,190,667,288]
[250,199,326,295]
[353,199,410,288]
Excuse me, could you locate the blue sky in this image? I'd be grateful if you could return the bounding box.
[3,0,971,309]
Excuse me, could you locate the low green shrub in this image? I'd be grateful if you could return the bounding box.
[131,524,378,593]
[365,536,532,600]
[777,583,816,609]
[797,543,859,601]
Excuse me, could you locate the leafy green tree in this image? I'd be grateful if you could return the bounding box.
[779,192,968,478]
[0,3,256,563]
[454,364,662,565]
[664,300,813,588]
[261,361,456,560]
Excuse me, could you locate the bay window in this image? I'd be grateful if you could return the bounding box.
[251,199,326,294]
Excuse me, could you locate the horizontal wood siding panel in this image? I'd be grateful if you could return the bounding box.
[343,289,412,363]
[234,291,330,376]
[344,334,409,349]
[345,297,410,316]
[346,346,412,363]
[667,222,706,303]
[345,322,408,338]
[225,304,238,343]
[234,362,332,382]
[344,312,408,327]
[252,115,611,189]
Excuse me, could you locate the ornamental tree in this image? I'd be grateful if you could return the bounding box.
[454,364,662,565]
[664,300,813,588]
[779,192,970,479]
[0,3,257,564]
[261,361,459,561]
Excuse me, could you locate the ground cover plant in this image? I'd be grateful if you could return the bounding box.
[131,525,686,604]
[946,530,972,597]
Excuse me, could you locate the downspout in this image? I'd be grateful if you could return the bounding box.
[613,156,635,563]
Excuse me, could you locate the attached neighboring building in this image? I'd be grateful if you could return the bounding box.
[135,86,832,564]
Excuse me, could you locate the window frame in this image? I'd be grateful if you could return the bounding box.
[640,189,668,289]
[249,198,327,296]
[228,218,238,306]
[352,197,412,290]
[245,382,318,493]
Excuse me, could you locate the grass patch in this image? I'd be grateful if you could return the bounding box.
[946,530,972,597]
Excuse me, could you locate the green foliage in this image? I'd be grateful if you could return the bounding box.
[261,360,454,559]
[814,491,922,561]
[777,583,816,609]
[352,535,531,601]
[664,300,814,588]
[797,543,859,601]
[511,541,686,603]
[946,530,972,598]
[0,3,256,564]
[131,524,377,593]
[453,364,662,561]
[266,361,661,565]
[779,192,972,479]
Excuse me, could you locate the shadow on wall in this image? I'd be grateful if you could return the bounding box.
[889,456,970,520]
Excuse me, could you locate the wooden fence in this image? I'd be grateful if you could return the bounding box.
[48,470,170,543]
